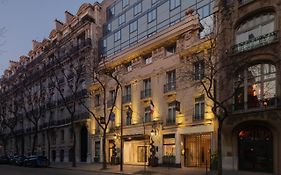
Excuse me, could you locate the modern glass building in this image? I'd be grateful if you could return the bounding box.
[100,0,215,57]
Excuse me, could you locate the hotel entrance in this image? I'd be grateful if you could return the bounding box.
[184,133,211,167]
[123,135,150,165]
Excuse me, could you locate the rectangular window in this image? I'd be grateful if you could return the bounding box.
[114,30,121,42]
[141,78,151,99]
[134,3,142,16]
[148,9,156,23]
[102,39,107,48]
[124,85,131,97]
[170,0,180,10]
[167,102,176,124]
[107,23,112,32]
[123,84,132,103]
[144,107,151,122]
[118,14,126,25]
[143,78,151,91]
[194,95,205,121]
[108,6,115,17]
[125,62,132,72]
[129,21,138,33]
[165,43,177,56]
[167,70,176,83]
[194,61,204,80]
[95,94,100,107]
[143,54,152,64]
[122,0,129,8]
[163,134,176,156]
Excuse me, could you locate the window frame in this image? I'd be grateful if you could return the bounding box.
[148,9,156,23]
[169,0,181,10]
[134,2,142,16]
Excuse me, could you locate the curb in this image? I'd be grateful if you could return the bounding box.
[50,166,133,175]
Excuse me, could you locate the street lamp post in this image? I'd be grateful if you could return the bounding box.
[119,84,123,172]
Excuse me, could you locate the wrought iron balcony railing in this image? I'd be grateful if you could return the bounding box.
[140,89,151,99]
[122,95,131,103]
[164,82,176,93]
[233,97,279,112]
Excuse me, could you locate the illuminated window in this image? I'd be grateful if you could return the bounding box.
[234,63,276,110]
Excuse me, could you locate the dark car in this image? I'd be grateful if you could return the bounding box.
[0,156,10,164]
[9,155,19,165]
[23,156,49,167]
[15,155,27,166]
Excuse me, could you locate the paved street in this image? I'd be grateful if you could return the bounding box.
[0,165,116,175]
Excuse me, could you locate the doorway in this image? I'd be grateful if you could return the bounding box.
[184,133,211,167]
[80,126,88,162]
[238,125,273,173]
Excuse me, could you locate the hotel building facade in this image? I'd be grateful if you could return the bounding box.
[5,0,280,174]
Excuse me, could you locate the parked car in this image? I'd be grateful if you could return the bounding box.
[10,155,23,165]
[0,156,10,164]
[23,156,49,167]
[15,155,27,166]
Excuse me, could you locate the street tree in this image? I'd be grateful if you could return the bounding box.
[20,78,46,155]
[79,63,121,170]
[179,10,247,175]
[49,57,87,167]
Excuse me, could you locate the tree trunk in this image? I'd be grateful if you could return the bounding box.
[14,134,19,154]
[47,129,51,161]
[102,128,107,169]
[72,121,76,167]
[217,119,223,175]
[32,128,38,155]
[21,135,25,155]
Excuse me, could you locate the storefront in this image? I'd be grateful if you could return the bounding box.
[183,133,211,167]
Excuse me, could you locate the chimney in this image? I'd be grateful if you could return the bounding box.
[54,19,64,31]
[32,40,40,50]
[65,11,74,23]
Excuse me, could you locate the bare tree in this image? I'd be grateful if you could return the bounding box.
[79,64,121,170]
[19,78,46,155]
[49,57,87,167]
[0,99,20,154]
[180,13,247,175]
[0,98,9,156]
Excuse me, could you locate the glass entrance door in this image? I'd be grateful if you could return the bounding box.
[238,125,273,173]
[184,134,211,167]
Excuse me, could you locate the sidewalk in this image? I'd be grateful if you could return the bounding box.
[50,163,274,175]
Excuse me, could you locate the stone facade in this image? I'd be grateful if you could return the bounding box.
[218,0,281,174]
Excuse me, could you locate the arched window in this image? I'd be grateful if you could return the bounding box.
[234,12,277,52]
[234,63,276,110]
[236,13,275,44]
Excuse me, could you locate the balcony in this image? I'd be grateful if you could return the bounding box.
[166,118,176,125]
[164,82,176,93]
[122,95,131,104]
[192,114,204,122]
[232,31,279,54]
[233,97,279,112]
[141,89,151,99]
